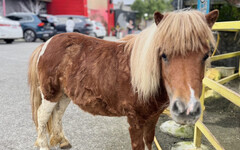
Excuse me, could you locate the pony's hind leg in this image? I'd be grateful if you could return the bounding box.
[37,97,57,150]
[50,95,71,149]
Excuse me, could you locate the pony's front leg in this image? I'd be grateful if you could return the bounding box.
[37,99,57,150]
[143,114,160,150]
[127,116,145,150]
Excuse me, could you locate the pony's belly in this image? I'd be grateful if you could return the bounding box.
[73,97,123,117]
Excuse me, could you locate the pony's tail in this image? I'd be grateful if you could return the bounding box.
[28,45,42,130]
[28,45,54,135]
[28,44,54,145]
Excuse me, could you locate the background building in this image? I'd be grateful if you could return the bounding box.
[47,0,88,16]
[0,0,49,15]
[0,0,115,35]
[114,2,136,31]
[47,0,114,35]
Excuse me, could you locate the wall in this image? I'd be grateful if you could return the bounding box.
[88,0,114,35]
[88,0,108,30]
[47,0,88,16]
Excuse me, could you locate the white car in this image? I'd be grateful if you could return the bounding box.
[92,21,106,39]
[0,16,23,44]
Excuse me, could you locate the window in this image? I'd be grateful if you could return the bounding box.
[73,18,83,23]
[56,17,68,24]
[18,15,33,22]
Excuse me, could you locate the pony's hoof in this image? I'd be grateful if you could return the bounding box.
[50,136,62,147]
[60,142,72,149]
[40,147,50,150]
[34,140,39,147]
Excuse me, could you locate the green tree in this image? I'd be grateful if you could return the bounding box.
[212,4,240,21]
[131,0,173,20]
[131,0,146,20]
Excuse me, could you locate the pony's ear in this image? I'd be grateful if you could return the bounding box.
[154,11,164,25]
[205,9,219,28]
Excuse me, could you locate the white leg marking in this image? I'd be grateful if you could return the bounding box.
[40,148,51,150]
[143,138,151,150]
[145,143,148,150]
[50,95,71,146]
[37,37,53,65]
[37,90,57,150]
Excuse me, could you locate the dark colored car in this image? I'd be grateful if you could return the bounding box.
[6,12,56,42]
[55,15,94,36]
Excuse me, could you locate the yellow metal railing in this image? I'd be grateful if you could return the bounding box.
[195,21,240,150]
[212,21,240,32]
[154,136,162,150]
[194,51,240,150]
[153,109,170,150]
[154,21,240,150]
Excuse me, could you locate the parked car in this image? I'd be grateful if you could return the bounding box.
[55,15,94,36]
[0,16,23,44]
[92,21,106,39]
[6,12,56,42]
[38,14,58,25]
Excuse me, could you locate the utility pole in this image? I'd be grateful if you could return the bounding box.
[2,0,6,16]
[177,0,183,10]
[107,0,110,36]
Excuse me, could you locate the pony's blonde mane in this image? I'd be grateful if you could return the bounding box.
[126,10,216,101]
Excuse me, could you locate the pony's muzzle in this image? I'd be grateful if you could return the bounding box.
[171,100,201,125]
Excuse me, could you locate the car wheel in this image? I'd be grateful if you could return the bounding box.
[40,38,47,42]
[94,33,98,38]
[4,39,14,44]
[24,29,36,42]
[73,30,79,33]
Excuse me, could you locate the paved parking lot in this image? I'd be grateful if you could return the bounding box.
[0,37,132,150]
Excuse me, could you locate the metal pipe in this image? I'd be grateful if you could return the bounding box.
[3,0,6,16]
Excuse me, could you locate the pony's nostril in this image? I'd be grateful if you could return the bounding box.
[189,102,201,116]
[172,100,185,114]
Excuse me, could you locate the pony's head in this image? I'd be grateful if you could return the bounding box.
[129,9,218,125]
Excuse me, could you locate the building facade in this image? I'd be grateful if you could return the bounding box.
[0,0,49,16]
[0,0,115,35]
[47,0,114,35]
[47,0,88,16]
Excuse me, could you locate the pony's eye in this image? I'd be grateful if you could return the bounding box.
[203,54,209,61]
[161,53,167,61]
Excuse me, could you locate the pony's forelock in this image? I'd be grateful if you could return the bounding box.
[126,10,216,101]
[156,10,215,55]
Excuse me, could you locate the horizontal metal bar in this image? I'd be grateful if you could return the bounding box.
[195,121,225,150]
[218,73,239,84]
[210,51,240,62]
[203,77,240,107]
[212,21,240,31]
[213,29,239,32]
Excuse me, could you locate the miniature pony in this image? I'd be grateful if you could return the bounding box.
[28,10,218,150]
